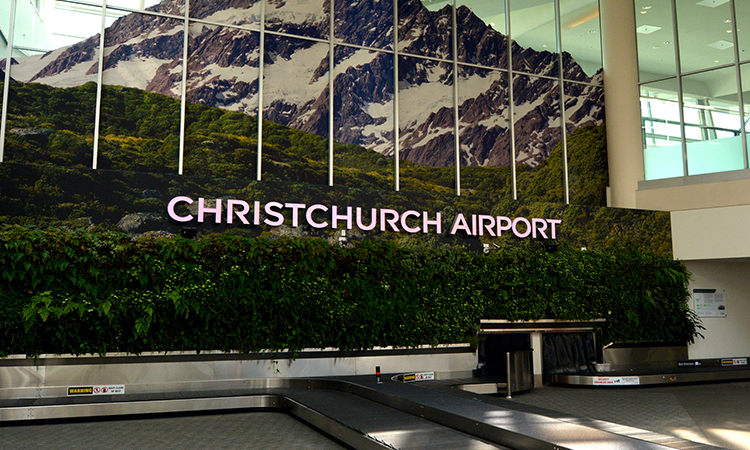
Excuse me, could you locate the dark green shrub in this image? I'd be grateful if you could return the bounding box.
[0,225,700,357]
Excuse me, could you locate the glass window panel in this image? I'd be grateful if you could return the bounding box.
[737,1,750,63]
[262,34,329,185]
[509,0,559,77]
[98,15,184,174]
[457,65,511,198]
[398,0,453,60]
[742,62,750,135]
[108,0,163,10]
[635,0,676,82]
[0,4,8,150]
[682,67,743,176]
[333,48,394,190]
[33,1,184,50]
[183,25,260,179]
[2,1,97,167]
[676,0,734,74]
[398,55,455,194]
[560,0,601,82]
[335,0,393,49]
[565,81,606,206]
[640,79,684,180]
[189,0,261,28]
[513,73,563,202]
[265,0,329,40]
[456,0,508,69]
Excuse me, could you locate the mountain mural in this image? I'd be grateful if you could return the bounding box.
[5,0,603,168]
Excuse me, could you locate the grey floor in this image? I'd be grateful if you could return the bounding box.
[0,411,349,450]
[3,380,750,450]
[507,381,750,450]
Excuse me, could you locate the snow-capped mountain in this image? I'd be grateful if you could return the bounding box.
[8,0,603,167]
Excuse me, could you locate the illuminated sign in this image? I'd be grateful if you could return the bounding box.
[167,196,561,239]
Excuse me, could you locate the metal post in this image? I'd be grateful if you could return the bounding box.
[257,0,266,181]
[328,0,335,186]
[506,351,512,399]
[92,0,108,169]
[178,0,191,175]
[506,0,517,200]
[452,0,460,196]
[393,0,400,191]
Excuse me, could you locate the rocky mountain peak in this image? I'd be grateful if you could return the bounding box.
[12,0,603,169]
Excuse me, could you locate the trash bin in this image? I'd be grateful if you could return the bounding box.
[478,334,534,394]
[507,349,534,393]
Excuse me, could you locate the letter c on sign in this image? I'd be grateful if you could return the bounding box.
[168,196,194,222]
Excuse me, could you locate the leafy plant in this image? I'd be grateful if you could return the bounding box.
[0,226,700,357]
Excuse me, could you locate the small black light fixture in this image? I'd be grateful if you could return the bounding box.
[543,240,558,253]
[180,227,197,239]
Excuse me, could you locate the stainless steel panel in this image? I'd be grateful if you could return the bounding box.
[0,365,45,394]
[602,345,688,371]
[0,395,280,421]
[1,350,476,400]
[553,369,750,386]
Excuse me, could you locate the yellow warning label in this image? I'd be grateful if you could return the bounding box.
[68,386,93,396]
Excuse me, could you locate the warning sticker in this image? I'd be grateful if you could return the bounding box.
[68,386,94,396]
[721,358,748,367]
[403,372,435,383]
[68,385,126,396]
[592,376,640,386]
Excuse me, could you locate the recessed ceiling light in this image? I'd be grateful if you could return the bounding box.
[664,41,672,45]
[727,30,733,33]
[640,10,648,14]
[637,25,662,34]
[724,19,732,23]
[642,5,652,10]
[708,39,734,50]
[697,0,730,7]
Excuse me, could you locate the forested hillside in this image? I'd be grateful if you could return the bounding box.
[0,80,671,255]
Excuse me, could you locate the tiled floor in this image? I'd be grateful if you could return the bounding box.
[507,381,750,450]
[0,412,349,450]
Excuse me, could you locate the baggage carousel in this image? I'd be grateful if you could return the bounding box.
[552,358,750,386]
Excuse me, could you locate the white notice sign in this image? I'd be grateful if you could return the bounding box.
[694,289,727,318]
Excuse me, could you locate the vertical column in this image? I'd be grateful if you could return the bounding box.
[554,0,569,205]
[92,1,108,170]
[393,0,400,192]
[600,0,642,209]
[452,0,460,196]
[257,0,266,181]
[531,331,543,387]
[505,0,517,200]
[0,0,17,163]
[178,0,191,175]
[328,0,335,187]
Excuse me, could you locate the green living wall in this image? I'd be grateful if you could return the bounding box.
[0,226,700,357]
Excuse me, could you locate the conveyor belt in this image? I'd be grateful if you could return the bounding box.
[0,376,727,450]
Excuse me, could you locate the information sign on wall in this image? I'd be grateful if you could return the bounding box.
[694,289,727,318]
